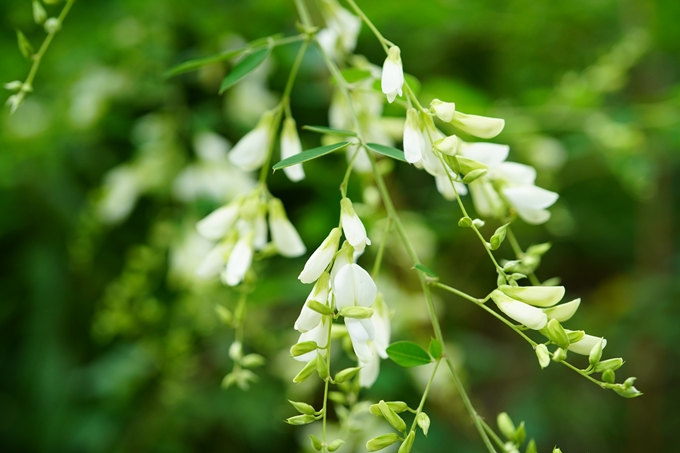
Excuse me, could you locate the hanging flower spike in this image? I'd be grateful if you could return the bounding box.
[381,46,404,103]
[340,198,371,253]
[298,227,342,284]
[268,198,306,258]
[280,117,305,182]
[228,109,277,172]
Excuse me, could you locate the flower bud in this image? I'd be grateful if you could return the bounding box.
[458,216,472,227]
[455,155,488,174]
[463,168,488,183]
[293,359,318,383]
[269,198,306,258]
[546,319,570,349]
[309,435,323,451]
[316,352,329,379]
[366,433,400,452]
[602,369,616,383]
[589,337,605,365]
[290,341,318,357]
[339,306,374,319]
[288,400,316,415]
[378,400,407,432]
[381,46,404,103]
[340,198,371,252]
[566,329,585,344]
[229,341,242,361]
[229,109,277,171]
[44,17,61,34]
[403,108,424,164]
[594,358,624,373]
[285,414,316,425]
[433,135,459,155]
[416,412,430,436]
[4,81,22,91]
[328,440,345,452]
[535,344,551,369]
[490,224,509,250]
[334,366,361,383]
[430,99,457,123]
[398,431,415,453]
[241,353,265,368]
[552,348,567,362]
[497,412,515,440]
[452,111,505,139]
[32,1,47,24]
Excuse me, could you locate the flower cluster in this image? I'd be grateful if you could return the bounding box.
[292,197,390,388]
[195,185,306,286]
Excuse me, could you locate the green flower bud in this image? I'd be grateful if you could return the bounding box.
[328,391,347,405]
[370,401,410,416]
[293,359,318,383]
[289,400,316,415]
[309,435,323,451]
[458,216,473,227]
[602,369,616,384]
[515,421,526,445]
[462,168,488,184]
[566,330,585,344]
[290,341,318,357]
[338,306,374,319]
[589,338,605,366]
[334,366,361,383]
[497,412,516,440]
[398,431,415,453]
[490,224,509,250]
[526,439,538,453]
[472,218,486,228]
[527,242,551,256]
[328,439,345,452]
[535,344,551,369]
[366,433,400,452]
[316,353,329,380]
[553,447,563,453]
[214,305,233,325]
[416,412,430,436]
[552,348,567,362]
[32,1,47,24]
[594,358,624,373]
[379,400,407,432]
[546,319,570,349]
[241,353,265,368]
[285,414,316,425]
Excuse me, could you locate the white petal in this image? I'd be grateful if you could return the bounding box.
[228,111,275,172]
[223,237,253,286]
[499,285,565,308]
[452,112,505,139]
[253,211,268,251]
[194,131,231,162]
[371,296,391,358]
[461,142,509,167]
[340,198,370,252]
[492,290,547,330]
[469,179,504,218]
[293,321,330,362]
[430,99,456,123]
[544,298,581,323]
[503,185,559,210]
[281,118,305,182]
[496,162,536,185]
[403,109,423,164]
[334,263,377,309]
[269,198,306,258]
[359,352,380,388]
[196,204,240,240]
[330,241,354,286]
[195,243,229,279]
[345,318,375,363]
[299,228,342,284]
[294,305,322,333]
[568,334,606,356]
[381,47,404,103]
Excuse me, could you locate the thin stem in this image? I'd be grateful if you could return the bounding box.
[344,0,392,52]
[480,419,507,450]
[371,217,392,279]
[506,227,542,286]
[294,0,314,29]
[321,317,333,452]
[409,359,441,433]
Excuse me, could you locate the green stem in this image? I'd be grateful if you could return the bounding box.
[371,217,392,279]
[344,0,392,52]
[321,316,333,452]
[480,419,507,450]
[408,359,441,433]
[294,0,314,29]
[506,227,542,286]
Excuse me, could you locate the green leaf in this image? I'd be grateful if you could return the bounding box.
[219,47,270,94]
[386,341,432,367]
[302,125,357,137]
[16,30,34,60]
[366,143,408,163]
[273,142,350,170]
[166,48,246,78]
[414,263,439,278]
[428,338,443,359]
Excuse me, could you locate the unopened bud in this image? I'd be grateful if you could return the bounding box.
[416,412,430,436]
[338,306,374,319]
[328,439,345,452]
[462,168,488,183]
[366,433,400,452]
[589,338,605,366]
[285,414,316,425]
[293,359,317,383]
[535,344,551,369]
[433,135,459,155]
[430,99,457,123]
[490,224,509,250]
[594,358,624,373]
[458,216,472,227]
[546,319,570,349]
[602,369,616,384]
[309,434,323,451]
[290,341,318,357]
[288,400,316,415]
[44,17,61,34]
[229,341,243,361]
[379,400,407,432]
[316,353,329,379]
[497,412,516,440]
[398,431,415,453]
[334,366,361,383]
[552,347,567,362]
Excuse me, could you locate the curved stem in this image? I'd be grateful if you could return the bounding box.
[371,217,392,279]
[344,0,393,52]
[408,359,441,433]
[506,227,542,286]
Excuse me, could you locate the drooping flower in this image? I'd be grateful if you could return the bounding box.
[268,198,306,258]
[228,109,277,172]
[294,273,331,332]
[298,228,342,284]
[430,99,456,123]
[568,334,607,355]
[196,198,242,240]
[280,117,305,182]
[498,285,566,308]
[340,197,371,253]
[222,232,254,286]
[381,46,404,103]
[451,111,505,139]
[543,298,581,322]
[292,319,331,363]
[403,108,424,164]
[359,294,391,388]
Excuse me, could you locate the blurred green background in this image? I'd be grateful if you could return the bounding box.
[1,0,679,452]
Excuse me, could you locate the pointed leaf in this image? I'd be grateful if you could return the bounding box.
[16,30,34,60]
[366,143,408,163]
[414,263,439,278]
[219,47,270,93]
[273,142,350,170]
[386,341,432,367]
[428,338,443,359]
[302,125,357,137]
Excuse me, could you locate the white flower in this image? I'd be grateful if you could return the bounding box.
[345,318,375,363]
[97,165,140,223]
[403,108,424,164]
[252,207,268,251]
[330,240,354,283]
[293,320,330,363]
[228,109,276,172]
[299,228,342,284]
[195,240,233,279]
[567,334,607,355]
[433,135,459,156]
[295,273,331,332]
[333,263,377,309]
[280,117,305,182]
[194,131,231,161]
[502,185,559,225]
[196,199,241,240]
[322,0,361,54]
[381,46,404,103]
[268,198,306,258]
[543,298,581,322]
[451,111,505,139]
[340,198,371,252]
[221,233,253,286]
[430,99,457,123]
[492,290,548,330]
[359,294,391,388]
